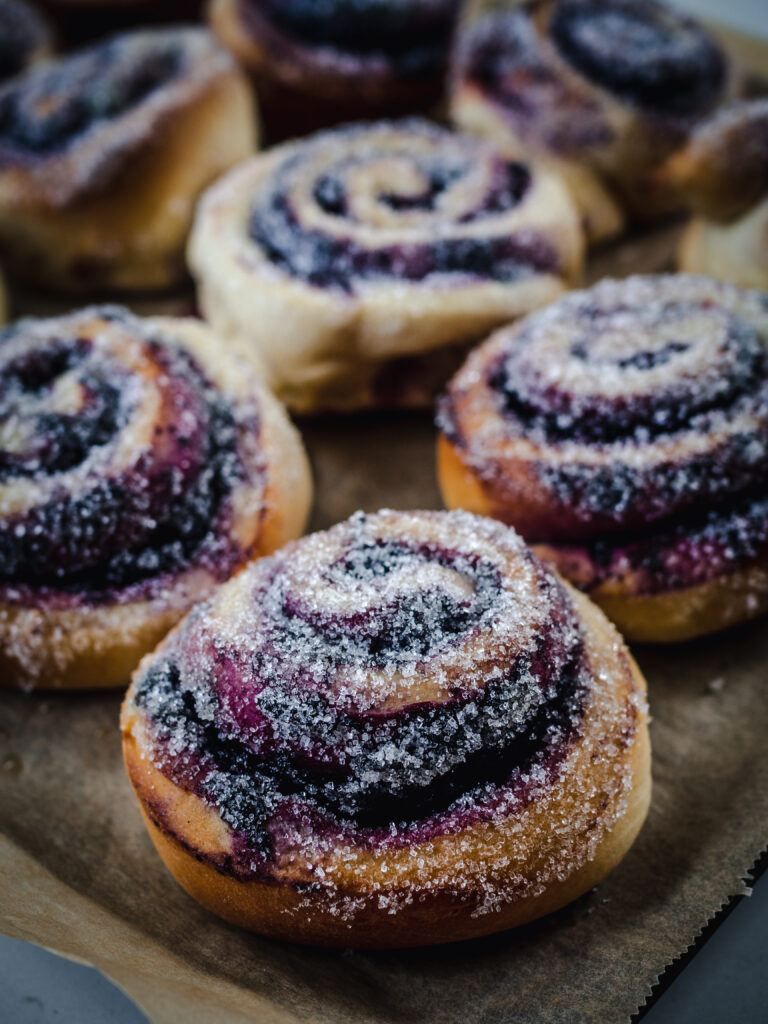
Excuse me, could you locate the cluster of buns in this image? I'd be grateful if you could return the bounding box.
[1,0,766,953]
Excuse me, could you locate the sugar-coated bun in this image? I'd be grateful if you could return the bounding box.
[0,306,311,689]
[0,27,257,293]
[437,274,768,643]
[208,0,463,141]
[189,119,584,413]
[449,0,734,244]
[123,508,650,947]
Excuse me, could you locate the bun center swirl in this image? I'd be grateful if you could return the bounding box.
[134,511,589,858]
[549,0,726,117]
[0,307,252,599]
[495,296,766,443]
[247,121,559,292]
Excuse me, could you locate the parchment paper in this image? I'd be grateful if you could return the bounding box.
[2,53,768,1024]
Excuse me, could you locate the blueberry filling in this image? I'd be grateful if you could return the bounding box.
[0,0,46,82]
[248,0,460,75]
[550,0,726,117]
[0,321,247,597]
[574,490,768,593]
[135,628,586,863]
[490,305,767,445]
[0,36,181,155]
[249,160,550,292]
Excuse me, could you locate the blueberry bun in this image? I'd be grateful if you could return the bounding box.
[0,306,311,689]
[189,119,584,413]
[438,274,768,643]
[450,0,734,243]
[208,0,463,141]
[0,27,256,293]
[122,508,649,947]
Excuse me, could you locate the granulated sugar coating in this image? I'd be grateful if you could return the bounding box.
[126,509,646,926]
[438,275,768,596]
[0,304,300,689]
[0,306,258,605]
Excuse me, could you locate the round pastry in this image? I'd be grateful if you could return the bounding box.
[0,27,257,293]
[0,0,53,82]
[657,100,768,292]
[449,0,734,244]
[189,119,584,413]
[0,305,312,690]
[122,508,650,947]
[437,275,768,643]
[208,0,463,142]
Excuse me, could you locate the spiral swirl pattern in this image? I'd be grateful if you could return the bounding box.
[450,0,731,242]
[131,510,600,864]
[0,306,262,606]
[190,118,582,411]
[0,30,183,158]
[439,275,768,596]
[247,120,564,292]
[549,0,726,117]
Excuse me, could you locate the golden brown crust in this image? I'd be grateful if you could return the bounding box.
[436,276,768,643]
[0,28,257,292]
[121,520,650,947]
[0,314,312,690]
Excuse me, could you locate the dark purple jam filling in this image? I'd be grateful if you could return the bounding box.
[276,539,501,665]
[574,490,768,594]
[0,339,120,479]
[0,310,245,599]
[0,34,181,156]
[134,515,590,868]
[249,0,460,76]
[0,0,47,82]
[550,0,726,117]
[249,156,551,292]
[490,305,767,445]
[134,632,586,863]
